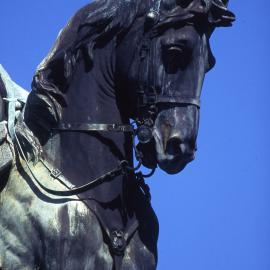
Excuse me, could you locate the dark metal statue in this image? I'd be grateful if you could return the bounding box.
[0,0,234,269]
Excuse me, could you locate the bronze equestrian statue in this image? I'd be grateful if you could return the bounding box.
[0,0,234,269]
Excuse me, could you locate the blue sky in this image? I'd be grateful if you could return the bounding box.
[1,1,269,269]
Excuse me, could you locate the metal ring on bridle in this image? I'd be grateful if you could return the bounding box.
[142,168,156,178]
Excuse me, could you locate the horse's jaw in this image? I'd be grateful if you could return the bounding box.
[156,153,194,174]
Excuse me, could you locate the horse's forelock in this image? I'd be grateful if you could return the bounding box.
[159,0,234,29]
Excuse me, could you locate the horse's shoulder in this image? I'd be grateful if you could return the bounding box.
[0,161,110,264]
[5,159,104,238]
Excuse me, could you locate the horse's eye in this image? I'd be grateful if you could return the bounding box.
[165,45,185,59]
[162,43,188,61]
[162,43,191,72]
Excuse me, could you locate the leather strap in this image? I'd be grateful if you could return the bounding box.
[53,123,134,133]
[156,96,200,108]
[38,158,125,196]
[141,94,201,108]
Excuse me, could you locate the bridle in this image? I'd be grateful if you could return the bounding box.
[15,0,201,198]
[134,0,201,144]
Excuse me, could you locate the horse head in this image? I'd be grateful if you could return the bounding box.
[0,3,235,268]
[23,0,234,176]
[116,0,235,173]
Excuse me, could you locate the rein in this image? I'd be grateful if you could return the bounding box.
[14,124,153,198]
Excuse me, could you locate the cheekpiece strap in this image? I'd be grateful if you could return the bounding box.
[146,0,162,25]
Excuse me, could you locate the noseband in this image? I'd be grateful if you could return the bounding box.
[15,0,200,197]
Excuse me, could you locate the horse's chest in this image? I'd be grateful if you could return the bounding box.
[29,198,156,270]
[0,164,157,270]
[36,202,156,270]
[39,204,111,269]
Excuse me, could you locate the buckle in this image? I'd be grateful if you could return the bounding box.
[50,168,62,179]
[110,230,126,255]
[107,124,134,133]
[107,124,116,132]
[136,125,153,144]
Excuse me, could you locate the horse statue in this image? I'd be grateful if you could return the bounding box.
[0,0,234,269]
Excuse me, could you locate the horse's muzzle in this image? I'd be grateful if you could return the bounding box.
[155,137,196,174]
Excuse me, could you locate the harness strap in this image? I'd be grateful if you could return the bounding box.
[39,159,127,196]
[32,155,141,256]
[53,123,134,133]
[15,129,134,197]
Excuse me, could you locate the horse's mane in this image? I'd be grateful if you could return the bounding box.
[24,0,234,136]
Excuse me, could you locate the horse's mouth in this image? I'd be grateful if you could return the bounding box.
[157,153,195,174]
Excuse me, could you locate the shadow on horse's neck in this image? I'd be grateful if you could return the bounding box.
[43,39,133,222]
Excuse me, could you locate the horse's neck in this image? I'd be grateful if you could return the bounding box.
[43,43,133,227]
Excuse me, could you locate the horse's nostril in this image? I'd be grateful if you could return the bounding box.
[166,137,182,156]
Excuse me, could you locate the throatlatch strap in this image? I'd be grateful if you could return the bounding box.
[53,123,134,133]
